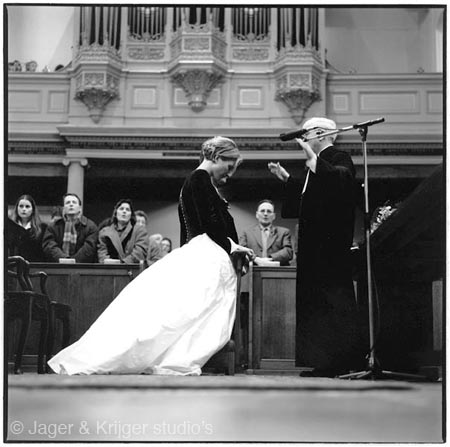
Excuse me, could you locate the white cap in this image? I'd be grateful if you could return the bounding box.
[302,117,337,131]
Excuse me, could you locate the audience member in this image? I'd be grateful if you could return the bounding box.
[7,194,47,261]
[97,199,148,264]
[42,193,98,263]
[135,210,148,228]
[50,206,63,222]
[160,237,172,257]
[239,199,293,266]
[147,233,163,266]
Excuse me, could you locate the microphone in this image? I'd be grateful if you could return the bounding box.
[353,117,385,129]
[279,127,317,141]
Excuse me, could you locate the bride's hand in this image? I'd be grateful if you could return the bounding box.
[233,245,255,258]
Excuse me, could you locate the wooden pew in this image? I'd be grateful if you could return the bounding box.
[360,164,444,373]
[7,263,142,370]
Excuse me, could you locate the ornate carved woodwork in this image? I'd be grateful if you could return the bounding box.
[170,69,224,112]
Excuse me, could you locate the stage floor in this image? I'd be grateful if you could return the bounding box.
[6,373,443,443]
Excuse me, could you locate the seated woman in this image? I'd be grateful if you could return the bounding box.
[134,210,148,228]
[160,237,172,257]
[7,194,47,261]
[97,199,148,264]
[147,233,163,266]
[48,136,254,376]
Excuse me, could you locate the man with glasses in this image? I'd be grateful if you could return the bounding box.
[268,117,363,377]
[240,199,293,266]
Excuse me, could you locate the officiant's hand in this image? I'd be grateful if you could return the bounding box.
[268,162,290,182]
[296,138,318,172]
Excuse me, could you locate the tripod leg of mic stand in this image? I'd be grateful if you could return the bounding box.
[380,370,431,382]
[338,370,373,380]
[339,368,433,381]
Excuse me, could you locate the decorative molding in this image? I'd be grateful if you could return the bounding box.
[75,89,118,123]
[75,73,120,123]
[75,43,122,66]
[275,44,323,65]
[8,136,442,158]
[169,24,227,67]
[128,33,165,43]
[232,47,269,61]
[170,69,224,112]
[184,37,210,51]
[127,46,165,60]
[275,88,321,125]
[273,45,325,124]
[9,90,42,113]
[62,157,88,167]
[8,142,66,155]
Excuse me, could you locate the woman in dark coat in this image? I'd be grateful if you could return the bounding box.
[97,199,148,264]
[48,136,253,375]
[8,194,47,262]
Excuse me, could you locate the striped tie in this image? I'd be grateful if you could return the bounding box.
[261,227,269,258]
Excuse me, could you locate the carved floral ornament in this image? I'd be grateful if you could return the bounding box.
[170,69,224,112]
[275,88,321,125]
[75,72,120,123]
[232,47,269,61]
[127,46,165,60]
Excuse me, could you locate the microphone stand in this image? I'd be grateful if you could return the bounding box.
[338,121,428,381]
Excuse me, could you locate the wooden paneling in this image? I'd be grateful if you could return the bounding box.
[250,266,297,370]
[8,264,141,359]
[356,164,444,369]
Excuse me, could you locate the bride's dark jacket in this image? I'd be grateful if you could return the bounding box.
[178,169,238,254]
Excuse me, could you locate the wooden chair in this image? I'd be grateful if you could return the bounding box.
[6,256,51,373]
[204,252,247,375]
[6,256,72,373]
[36,269,72,373]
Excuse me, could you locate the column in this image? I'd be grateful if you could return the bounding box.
[63,158,88,204]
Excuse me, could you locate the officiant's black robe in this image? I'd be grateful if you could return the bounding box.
[282,146,363,371]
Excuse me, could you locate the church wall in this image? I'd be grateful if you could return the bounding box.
[324,8,441,74]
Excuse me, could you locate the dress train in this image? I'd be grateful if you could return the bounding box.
[47,234,237,375]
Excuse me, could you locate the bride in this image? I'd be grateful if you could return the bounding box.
[48,136,254,375]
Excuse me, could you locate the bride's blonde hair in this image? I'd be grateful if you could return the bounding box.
[200,136,242,166]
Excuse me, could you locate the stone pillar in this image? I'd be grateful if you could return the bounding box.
[63,158,88,204]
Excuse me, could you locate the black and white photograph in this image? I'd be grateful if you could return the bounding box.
[4,1,445,443]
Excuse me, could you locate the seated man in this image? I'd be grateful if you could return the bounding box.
[42,193,98,263]
[239,199,293,266]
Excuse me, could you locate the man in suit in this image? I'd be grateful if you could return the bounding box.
[239,199,293,266]
[268,117,363,377]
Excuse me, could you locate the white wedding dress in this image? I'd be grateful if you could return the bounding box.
[47,234,237,375]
